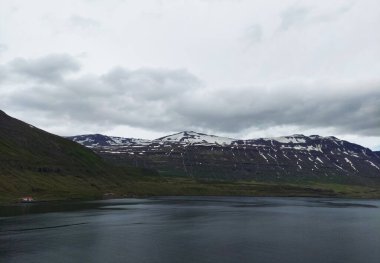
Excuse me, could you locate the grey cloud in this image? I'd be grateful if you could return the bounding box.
[242,24,262,46]
[177,84,380,136]
[68,15,100,29]
[140,12,163,20]
[1,54,380,137]
[1,54,199,130]
[310,5,353,25]
[9,54,80,83]
[0,44,7,53]
[0,65,7,83]
[102,67,200,100]
[279,6,311,31]
[278,3,353,31]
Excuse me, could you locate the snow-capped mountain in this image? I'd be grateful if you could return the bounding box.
[157,131,236,145]
[68,131,380,180]
[67,134,151,147]
[68,131,236,147]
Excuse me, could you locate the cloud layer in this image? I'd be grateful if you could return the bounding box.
[1,54,379,137]
[1,0,379,148]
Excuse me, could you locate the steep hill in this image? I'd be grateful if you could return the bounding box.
[0,110,149,201]
[0,111,108,173]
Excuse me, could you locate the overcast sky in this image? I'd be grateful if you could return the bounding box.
[0,0,379,149]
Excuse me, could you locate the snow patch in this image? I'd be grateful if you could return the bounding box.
[316,157,324,164]
[344,158,358,172]
[259,151,269,163]
[366,160,380,170]
[264,135,306,144]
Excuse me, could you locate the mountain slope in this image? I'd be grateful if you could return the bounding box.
[70,131,380,181]
[0,110,109,174]
[0,110,147,201]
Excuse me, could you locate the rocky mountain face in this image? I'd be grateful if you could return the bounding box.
[69,131,380,180]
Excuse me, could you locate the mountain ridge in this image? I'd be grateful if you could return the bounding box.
[69,131,380,180]
[69,131,370,148]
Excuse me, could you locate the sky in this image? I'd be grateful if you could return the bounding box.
[0,0,379,150]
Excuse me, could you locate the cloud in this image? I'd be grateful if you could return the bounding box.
[279,6,311,31]
[242,24,262,46]
[0,54,201,131]
[0,44,7,53]
[68,15,100,29]
[174,81,380,136]
[278,3,353,31]
[8,54,80,83]
[102,67,200,101]
[1,54,379,137]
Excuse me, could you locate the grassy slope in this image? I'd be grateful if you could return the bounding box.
[0,110,157,202]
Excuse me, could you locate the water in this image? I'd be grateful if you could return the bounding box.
[1,197,380,263]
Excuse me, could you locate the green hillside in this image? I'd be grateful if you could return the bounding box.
[0,110,153,202]
[0,111,106,172]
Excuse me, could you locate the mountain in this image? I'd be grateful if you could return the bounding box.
[3,110,379,201]
[2,109,380,202]
[0,110,151,201]
[69,131,380,181]
[67,131,233,147]
[67,134,151,147]
[157,131,235,145]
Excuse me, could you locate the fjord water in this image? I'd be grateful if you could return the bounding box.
[1,197,380,263]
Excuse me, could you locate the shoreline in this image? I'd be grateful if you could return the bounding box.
[2,192,380,207]
[2,176,380,206]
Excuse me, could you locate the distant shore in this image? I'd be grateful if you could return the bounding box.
[2,177,380,206]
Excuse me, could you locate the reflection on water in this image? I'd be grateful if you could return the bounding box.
[1,197,380,263]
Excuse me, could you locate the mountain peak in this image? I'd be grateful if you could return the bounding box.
[156,131,236,145]
[291,134,306,137]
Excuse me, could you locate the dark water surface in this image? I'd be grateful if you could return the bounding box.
[1,197,380,263]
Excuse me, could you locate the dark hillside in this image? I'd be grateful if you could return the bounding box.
[0,110,107,173]
[0,110,141,201]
